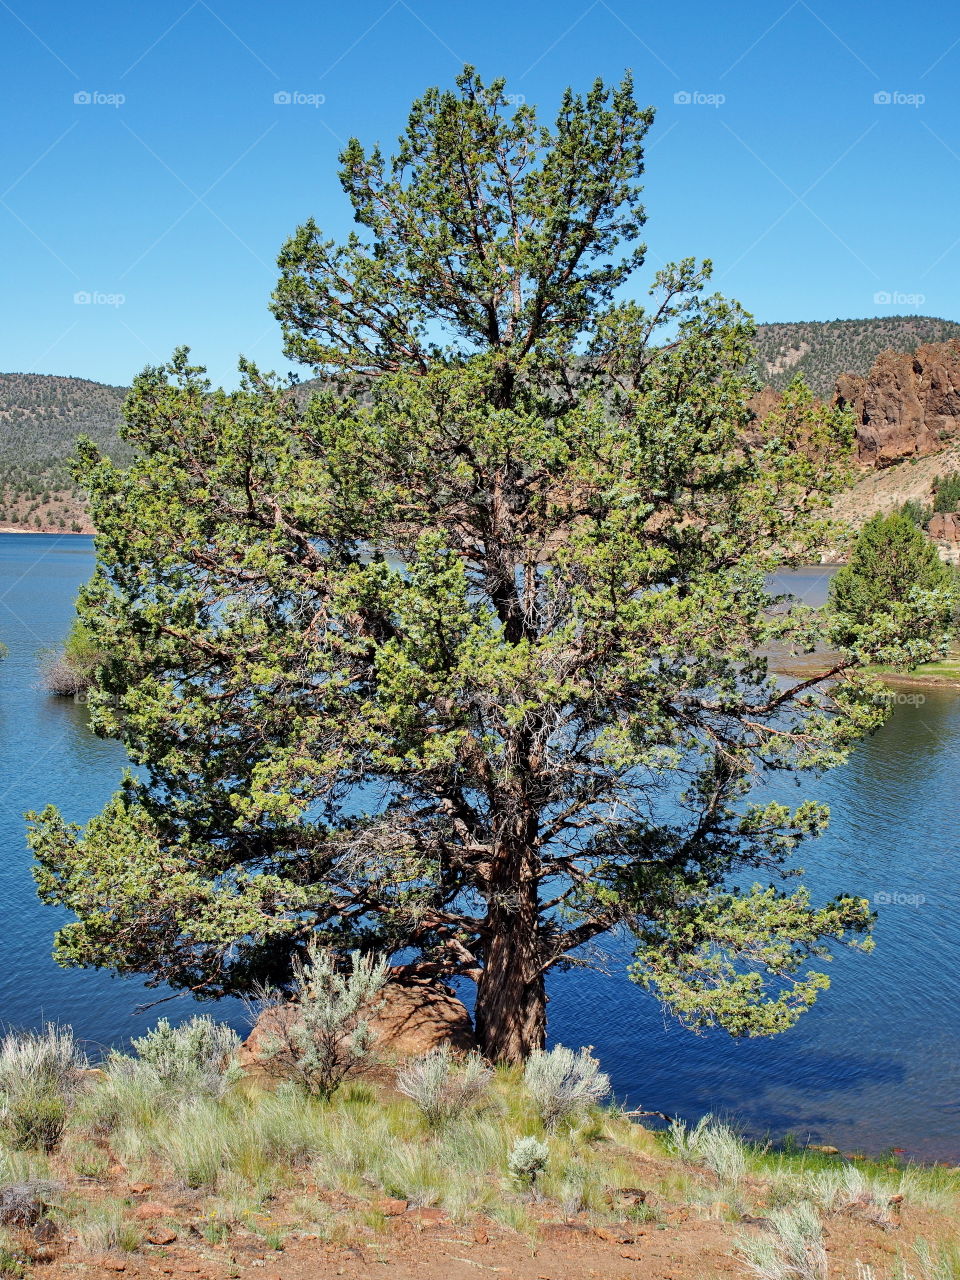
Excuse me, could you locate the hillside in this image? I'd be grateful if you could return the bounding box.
[0,373,130,531]
[753,315,960,397]
[0,373,328,532]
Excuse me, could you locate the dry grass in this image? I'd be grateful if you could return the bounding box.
[0,1022,951,1277]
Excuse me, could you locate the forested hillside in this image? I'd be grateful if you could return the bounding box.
[0,374,130,530]
[753,315,960,396]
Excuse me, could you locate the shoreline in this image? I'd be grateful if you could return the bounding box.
[773,654,960,692]
[0,526,93,536]
[4,531,955,691]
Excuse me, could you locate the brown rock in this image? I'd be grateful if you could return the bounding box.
[371,978,476,1056]
[834,340,960,467]
[147,1228,178,1245]
[472,1225,488,1244]
[406,1206,444,1226]
[593,1224,637,1245]
[376,1198,408,1217]
[240,974,475,1073]
[95,1259,127,1273]
[136,1203,173,1221]
[130,1183,153,1195]
[928,511,960,541]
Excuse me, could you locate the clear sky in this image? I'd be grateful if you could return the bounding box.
[1,0,958,387]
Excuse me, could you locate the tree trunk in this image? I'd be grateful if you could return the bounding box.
[473,867,546,1062]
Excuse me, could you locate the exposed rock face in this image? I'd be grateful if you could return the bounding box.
[927,511,960,541]
[240,976,476,1076]
[370,976,476,1056]
[834,340,960,468]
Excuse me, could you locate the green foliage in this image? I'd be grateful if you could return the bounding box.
[0,1232,26,1279]
[933,469,960,513]
[6,1093,66,1153]
[41,612,105,697]
[900,498,933,527]
[62,615,103,676]
[28,69,924,1061]
[827,510,958,663]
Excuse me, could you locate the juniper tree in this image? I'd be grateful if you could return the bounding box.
[828,510,957,656]
[27,70,952,1061]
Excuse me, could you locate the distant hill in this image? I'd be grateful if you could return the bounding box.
[0,374,130,530]
[753,316,960,397]
[0,372,326,531]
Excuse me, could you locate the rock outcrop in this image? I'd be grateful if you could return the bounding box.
[240,975,476,1077]
[834,340,960,468]
[927,511,960,542]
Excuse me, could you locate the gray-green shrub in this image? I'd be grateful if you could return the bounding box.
[668,1114,748,1185]
[522,1045,610,1129]
[507,1136,549,1191]
[737,1202,827,1280]
[258,943,389,1098]
[124,1015,241,1097]
[395,1045,491,1127]
[0,1026,86,1151]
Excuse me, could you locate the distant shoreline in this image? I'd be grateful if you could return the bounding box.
[0,526,93,536]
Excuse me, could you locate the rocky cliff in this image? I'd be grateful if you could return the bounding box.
[834,339,960,468]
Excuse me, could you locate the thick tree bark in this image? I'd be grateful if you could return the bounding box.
[473,850,547,1062]
[474,937,546,1063]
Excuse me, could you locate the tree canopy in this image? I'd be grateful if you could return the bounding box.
[27,70,955,1061]
[828,510,957,659]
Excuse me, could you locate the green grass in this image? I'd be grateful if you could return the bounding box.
[0,1028,954,1270]
[870,644,960,683]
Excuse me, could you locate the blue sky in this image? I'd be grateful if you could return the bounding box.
[1,0,959,387]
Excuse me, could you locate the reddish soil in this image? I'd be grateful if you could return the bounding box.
[30,1153,955,1280]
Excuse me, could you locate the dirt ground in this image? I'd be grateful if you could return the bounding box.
[32,1151,955,1280]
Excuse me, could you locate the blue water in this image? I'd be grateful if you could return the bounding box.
[0,534,245,1055]
[1,536,958,1159]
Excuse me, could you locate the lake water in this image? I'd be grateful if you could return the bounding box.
[1,538,958,1159]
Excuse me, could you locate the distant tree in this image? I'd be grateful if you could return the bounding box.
[828,511,957,658]
[40,614,104,698]
[26,71,951,1063]
[933,471,960,513]
[899,499,932,528]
